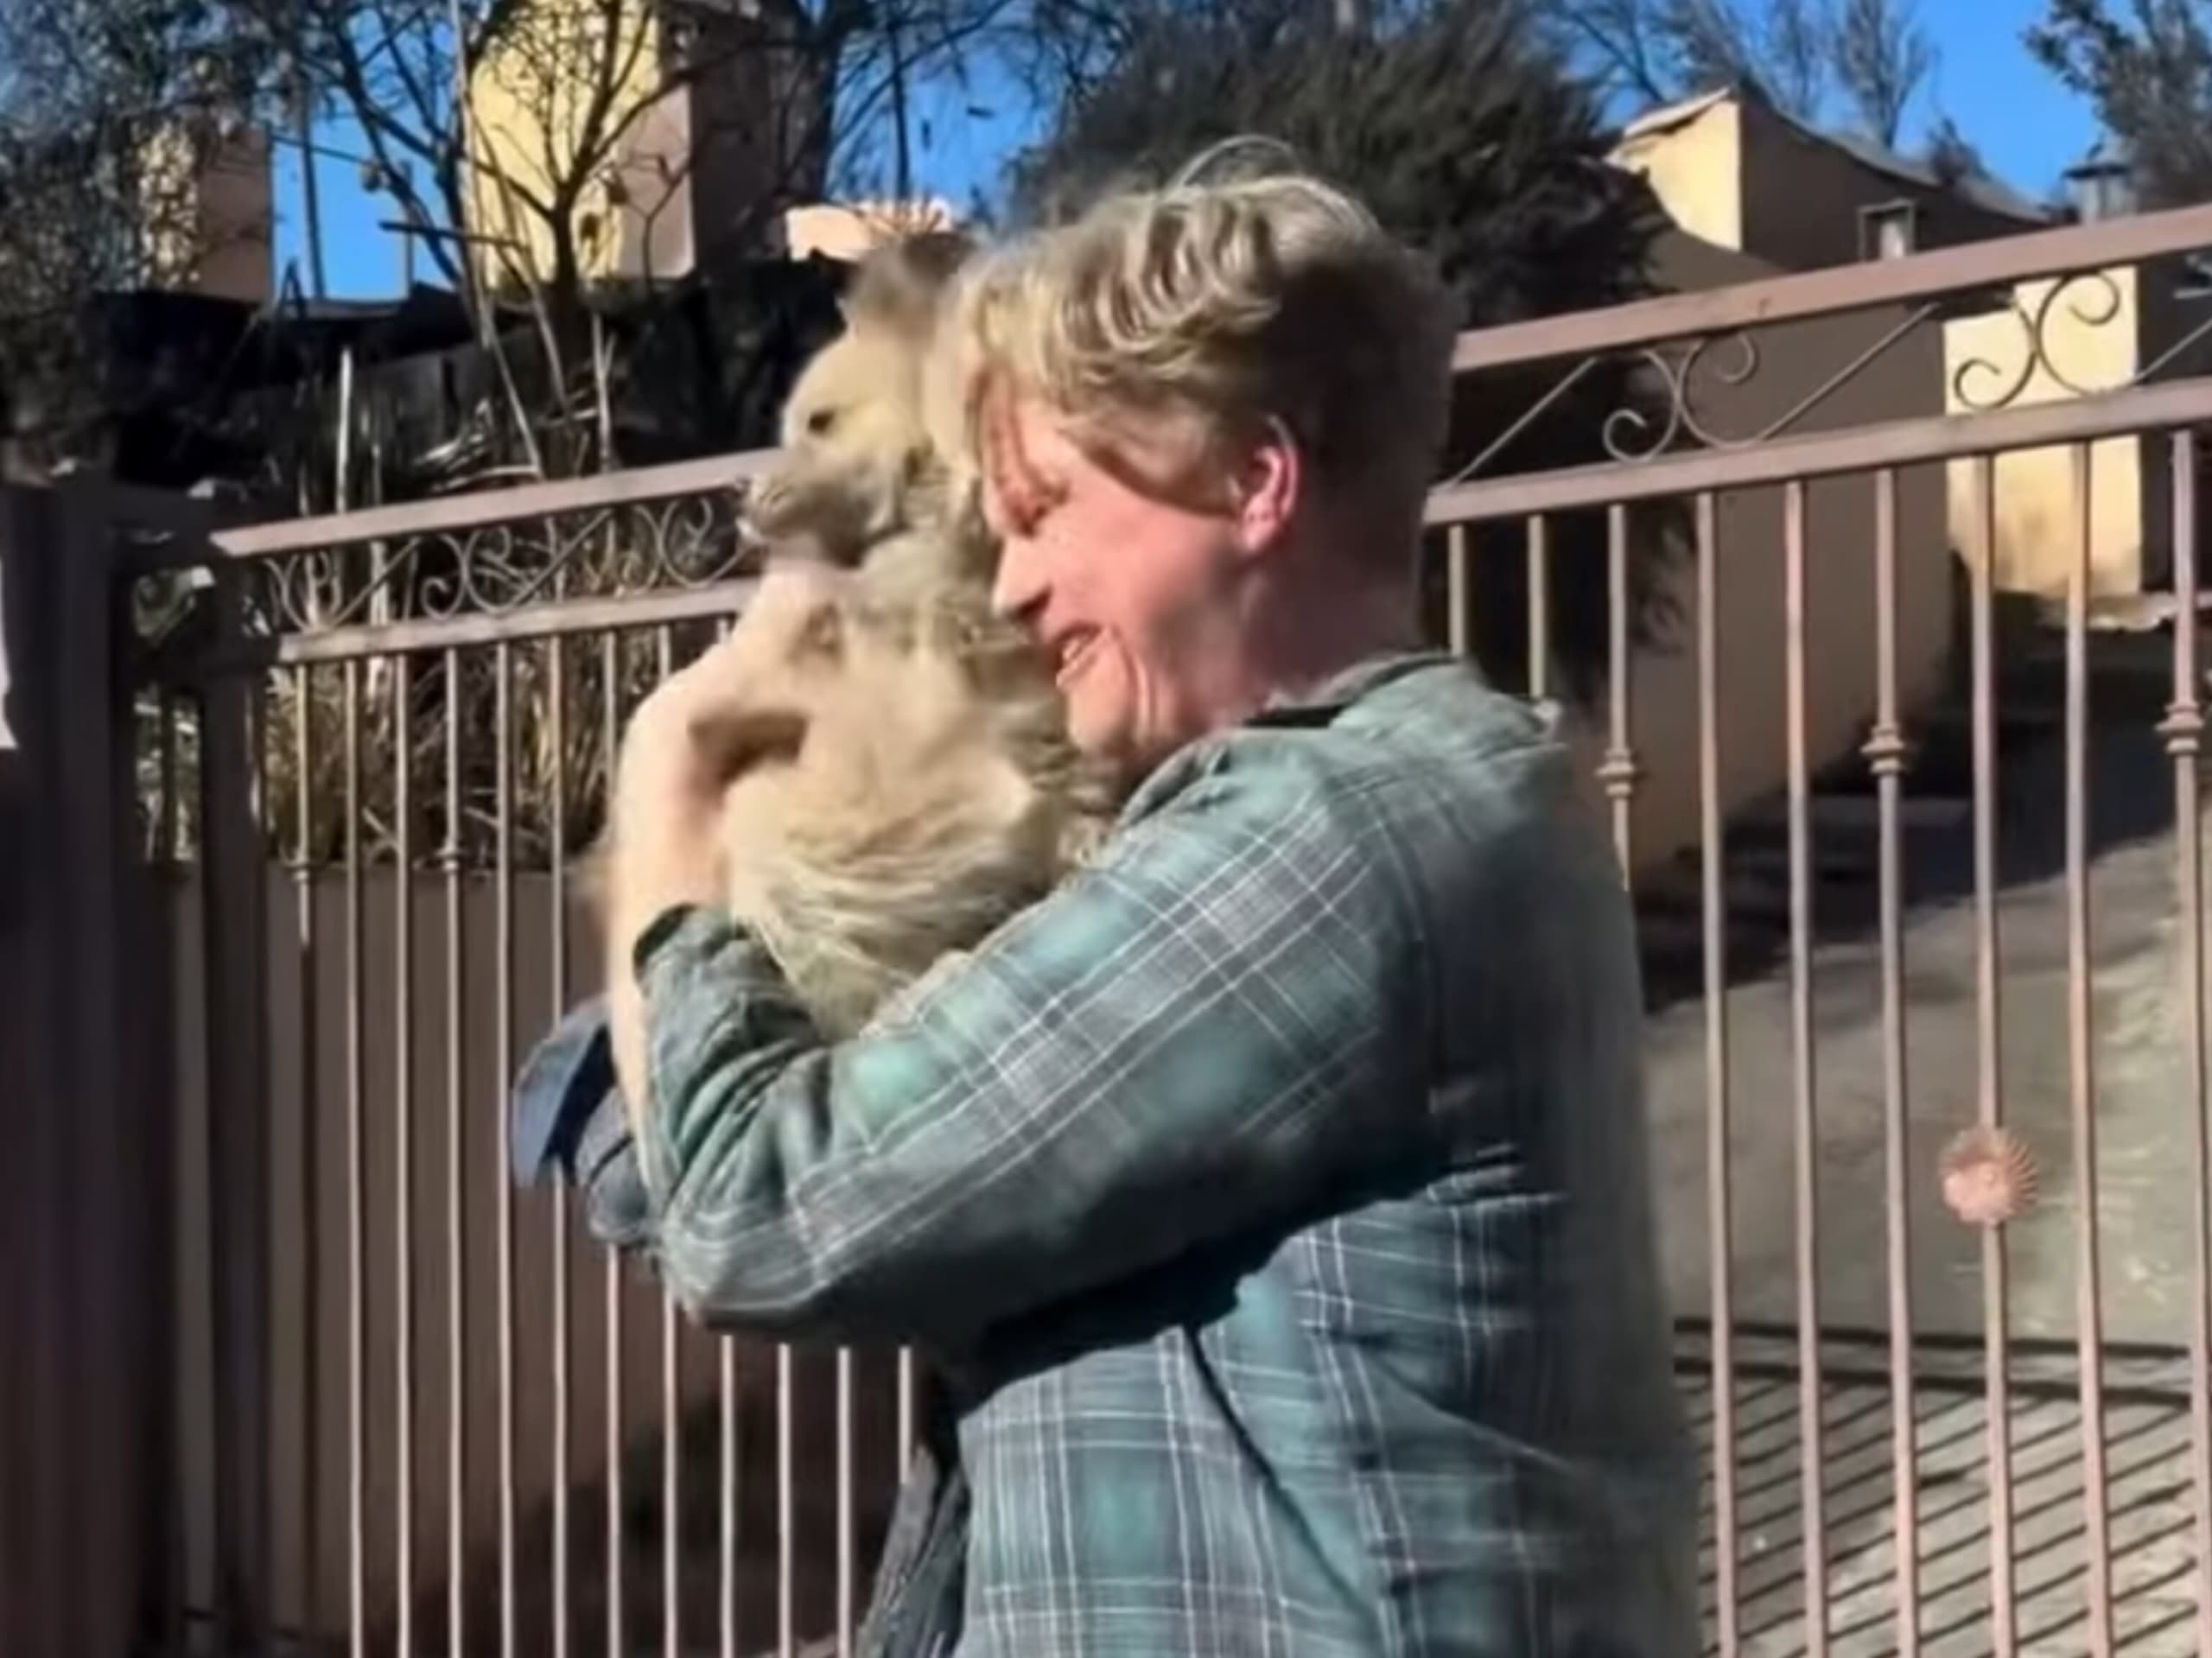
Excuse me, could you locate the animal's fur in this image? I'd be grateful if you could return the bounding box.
[609,230,1116,1079]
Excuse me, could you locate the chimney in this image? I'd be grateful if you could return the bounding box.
[2064,140,2136,224]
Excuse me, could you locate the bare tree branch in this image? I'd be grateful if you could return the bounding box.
[1830,0,1931,143]
[1551,0,1935,142]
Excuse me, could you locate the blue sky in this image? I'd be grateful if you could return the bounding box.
[273,0,2107,302]
[1902,0,2101,203]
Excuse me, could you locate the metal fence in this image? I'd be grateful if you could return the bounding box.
[23,200,2212,1656]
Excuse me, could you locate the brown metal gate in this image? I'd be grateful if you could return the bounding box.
[80,200,2212,1655]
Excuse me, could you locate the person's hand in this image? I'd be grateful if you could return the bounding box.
[616,559,845,820]
[603,560,850,1134]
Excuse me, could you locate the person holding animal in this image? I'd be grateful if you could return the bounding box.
[594,226,1116,1126]
[517,154,1697,1655]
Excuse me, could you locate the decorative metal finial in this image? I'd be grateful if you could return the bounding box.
[1939,1126,2039,1228]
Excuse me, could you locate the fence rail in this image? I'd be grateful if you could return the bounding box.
[1450,199,2212,374]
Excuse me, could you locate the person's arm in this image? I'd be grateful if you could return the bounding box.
[604,723,727,1146]
[604,563,844,1140]
[630,753,1433,1349]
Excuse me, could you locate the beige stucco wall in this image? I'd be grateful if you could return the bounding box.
[1611,96,1744,254]
[1942,267,2147,600]
[465,0,694,294]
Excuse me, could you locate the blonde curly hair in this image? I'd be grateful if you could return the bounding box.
[935,145,1458,557]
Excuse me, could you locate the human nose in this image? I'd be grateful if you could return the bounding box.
[989,530,1047,624]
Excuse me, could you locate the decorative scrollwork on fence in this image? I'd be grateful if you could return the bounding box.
[1950,267,2212,412]
[1451,302,1949,483]
[241,485,757,638]
[122,479,773,872]
[1448,256,2212,486]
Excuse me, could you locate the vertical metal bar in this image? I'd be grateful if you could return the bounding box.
[1602,503,1637,876]
[1695,492,1738,1658]
[722,1338,739,1658]
[2067,444,2114,1658]
[1865,468,1918,1658]
[252,676,276,1633]
[707,605,741,1658]
[497,640,518,1658]
[837,1348,855,1655]
[442,648,467,1658]
[149,668,184,1658]
[664,1252,681,1658]
[1971,454,2018,1657]
[1446,523,1471,658]
[199,673,232,1649]
[394,653,416,1654]
[1526,514,1550,702]
[293,667,322,1643]
[779,1343,796,1658]
[549,634,573,1658]
[897,1350,916,1476]
[346,658,366,1658]
[157,691,179,864]
[199,570,275,1653]
[1784,479,1827,1658]
[603,631,627,1658]
[658,624,681,1658]
[2163,431,2212,1656]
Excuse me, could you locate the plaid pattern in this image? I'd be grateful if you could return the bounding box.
[620,650,1699,1656]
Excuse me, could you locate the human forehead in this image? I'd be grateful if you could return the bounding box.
[987,391,1083,479]
[976,387,1077,537]
[982,390,1207,512]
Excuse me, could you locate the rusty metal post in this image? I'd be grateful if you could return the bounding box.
[200,546,276,1649]
[0,483,178,1656]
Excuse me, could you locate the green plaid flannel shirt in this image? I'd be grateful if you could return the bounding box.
[626,650,1698,1656]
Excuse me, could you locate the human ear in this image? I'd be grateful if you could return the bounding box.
[1230,416,1300,557]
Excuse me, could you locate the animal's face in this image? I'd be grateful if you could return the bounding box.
[748,322,934,559]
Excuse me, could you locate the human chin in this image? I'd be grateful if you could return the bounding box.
[1058,638,1137,769]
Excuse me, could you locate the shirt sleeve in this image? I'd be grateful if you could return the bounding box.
[631,751,1432,1348]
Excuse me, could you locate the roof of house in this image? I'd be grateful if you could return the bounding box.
[1617,86,2054,228]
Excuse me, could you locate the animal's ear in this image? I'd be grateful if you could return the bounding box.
[842,230,977,340]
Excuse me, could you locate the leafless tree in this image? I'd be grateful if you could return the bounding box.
[1829,0,1932,144]
[1551,0,1935,145]
[255,0,1016,479]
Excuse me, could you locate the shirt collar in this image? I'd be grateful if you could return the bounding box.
[1244,647,1463,729]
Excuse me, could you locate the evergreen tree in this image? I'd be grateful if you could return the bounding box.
[2029,0,2212,206]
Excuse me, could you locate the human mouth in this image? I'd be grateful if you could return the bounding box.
[1054,629,1101,689]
